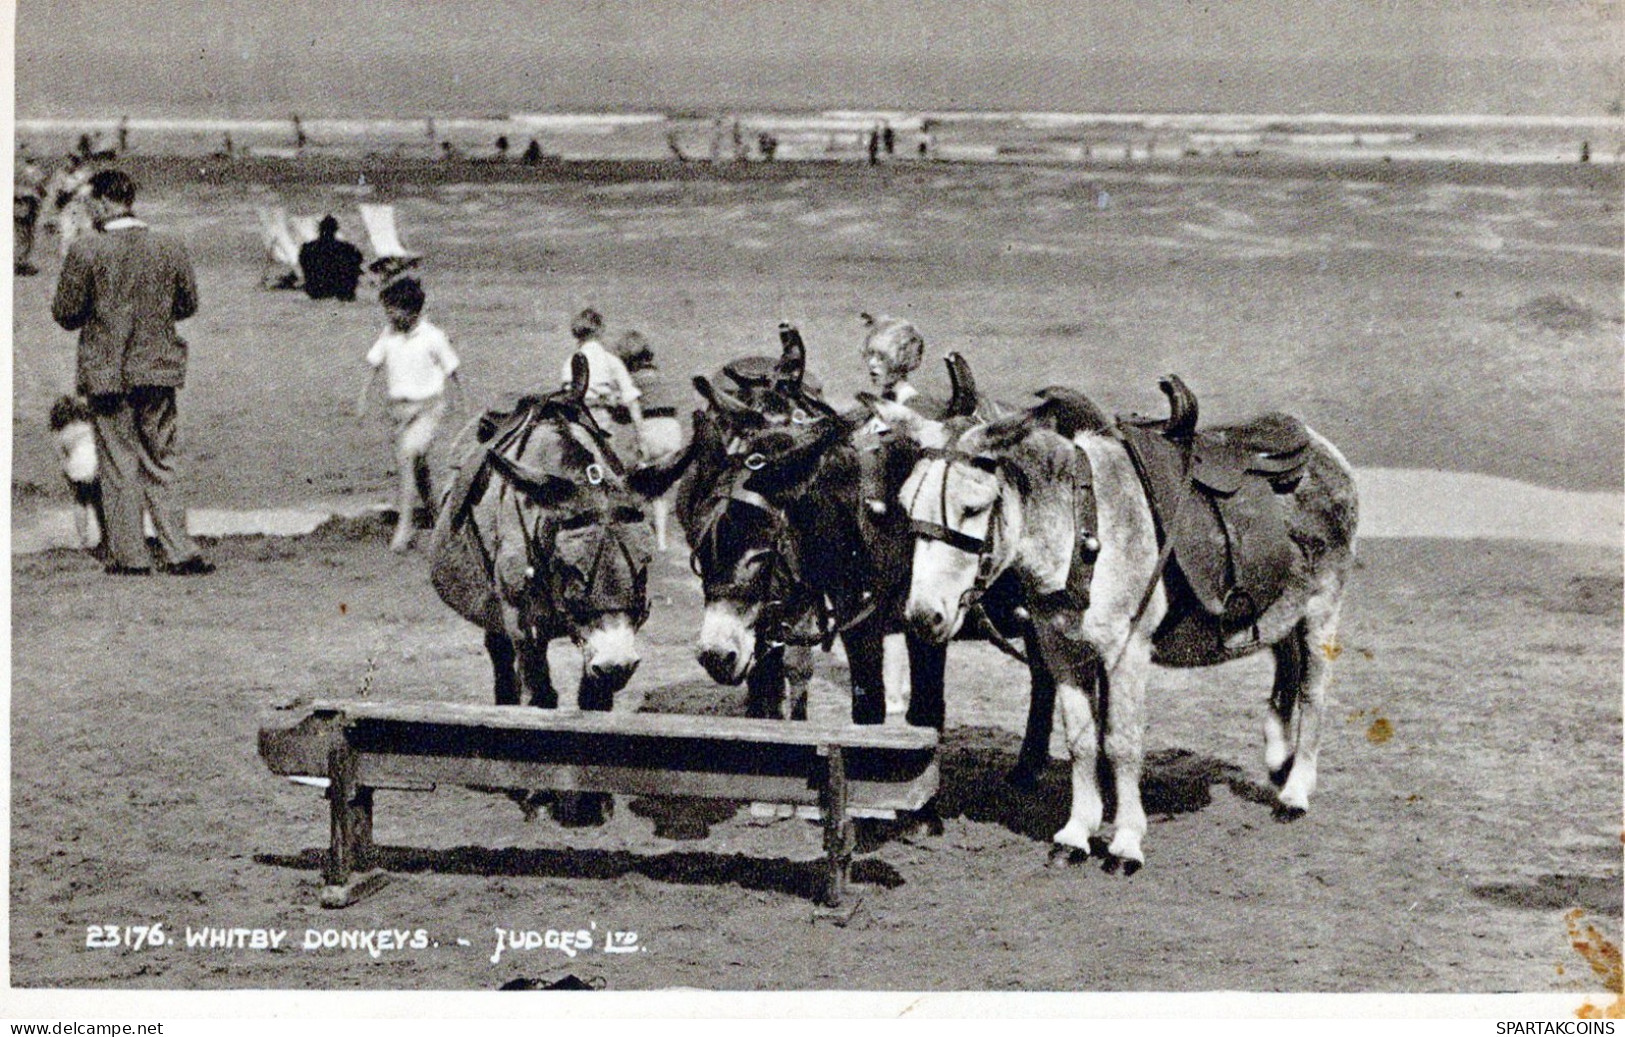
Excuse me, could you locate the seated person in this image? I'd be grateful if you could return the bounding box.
[299,215,364,301]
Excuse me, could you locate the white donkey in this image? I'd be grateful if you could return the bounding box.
[864,381,1358,870]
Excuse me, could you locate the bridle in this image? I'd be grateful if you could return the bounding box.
[687,428,878,650]
[903,446,1012,615]
[466,404,652,632]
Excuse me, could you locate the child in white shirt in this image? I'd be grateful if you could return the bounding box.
[356,276,462,553]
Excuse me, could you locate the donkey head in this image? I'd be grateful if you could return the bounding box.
[862,375,1097,644]
[487,410,659,691]
[687,408,859,685]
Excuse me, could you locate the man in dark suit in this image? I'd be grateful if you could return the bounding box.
[299,214,364,301]
[52,169,213,575]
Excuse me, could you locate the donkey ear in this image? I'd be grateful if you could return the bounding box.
[774,322,807,394]
[1033,386,1113,438]
[857,392,935,443]
[485,448,578,506]
[692,374,753,418]
[565,352,590,405]
[627,434,699,500]
[944,351,979,419]
[979,410,1037,453]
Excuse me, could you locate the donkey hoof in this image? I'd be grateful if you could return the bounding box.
[1272,803,1307,823]
[1047,843,1091,868]
[1267,758,1295,789]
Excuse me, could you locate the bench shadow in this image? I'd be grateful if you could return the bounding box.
[255,843,902,905]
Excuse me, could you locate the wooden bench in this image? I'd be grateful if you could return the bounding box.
[258,700,939,915]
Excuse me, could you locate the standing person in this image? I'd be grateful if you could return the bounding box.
[51,168,213,576]
[14,151,44,275]
[559,308,644,453]
[356,276,462,554]
[299,215,364,301]
[612,331,682,551]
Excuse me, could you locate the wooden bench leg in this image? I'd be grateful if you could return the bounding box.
[321,741,390,908]
[812,744,860,924]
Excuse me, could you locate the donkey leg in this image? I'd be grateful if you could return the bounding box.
[903,634,946,730]
[1278,590,1344,814]
[745,643,786,719]
[782,644,812,721]
[1264,620,1307,787]
[518,640,558,709]
[486,629,521,706]
[1036,624,1105,853]
[1007,623,1056,790]
[842,625,887,725]
[1103,643,1152,867]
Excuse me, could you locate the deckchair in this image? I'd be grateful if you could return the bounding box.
[357,202,422,279]
[256,206,318,288]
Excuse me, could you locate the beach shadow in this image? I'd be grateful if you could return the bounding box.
[1471,874,1623,917]
[928,727,1277,843]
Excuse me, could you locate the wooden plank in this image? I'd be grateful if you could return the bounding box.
[300,699,938,751]
[355,753,937,812]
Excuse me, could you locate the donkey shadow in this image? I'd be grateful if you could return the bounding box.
[919,726,1282,846]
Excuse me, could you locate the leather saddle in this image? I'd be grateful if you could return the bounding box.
[1116,375,1310,638]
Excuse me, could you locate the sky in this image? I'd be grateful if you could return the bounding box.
[13,0,1623,118]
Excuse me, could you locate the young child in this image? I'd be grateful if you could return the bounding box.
[356,276,462,553]
[613,330,683,552]
[562,308,645,454]
[48,394,104,552]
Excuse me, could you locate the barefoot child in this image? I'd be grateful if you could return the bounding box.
[48,393,104,552]
[613,330,683,551]
[356,277,461,553]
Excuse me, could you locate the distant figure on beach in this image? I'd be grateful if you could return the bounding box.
[495,135,510,161]
[292,114,307,151]
[757,132,778,161]
[1581,140,1591,163]
[524,138,544,164]
[47,154,97,258]
[882,122,895,156]
[867,125,880,166]
[612,331,682,551]
[117,117,130,154]
[299,215,364,302]
[356,276,462,554]
[15,151,45,275]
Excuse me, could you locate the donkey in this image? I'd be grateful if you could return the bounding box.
[429,355,690,711]
[864,373,1358,868]
[676,326,871,721]
[680,327,1059,789]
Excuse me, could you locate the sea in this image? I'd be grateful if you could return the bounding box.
[16,109,1623,167]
